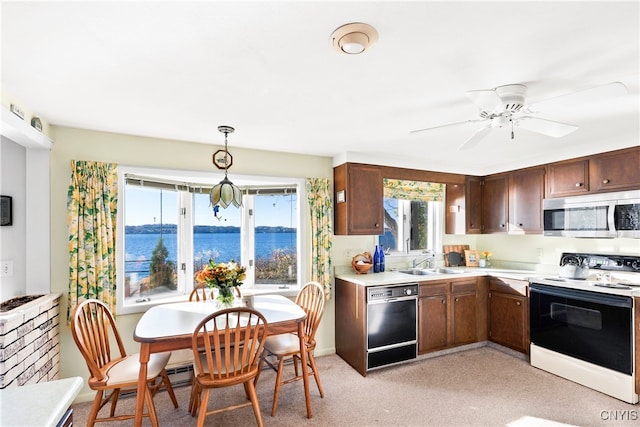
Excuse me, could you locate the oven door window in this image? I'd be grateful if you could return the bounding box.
[530,285,632,374]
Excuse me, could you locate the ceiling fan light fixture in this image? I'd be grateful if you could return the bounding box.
[330,23,378,55]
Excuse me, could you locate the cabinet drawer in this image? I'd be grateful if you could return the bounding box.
[451,279,476,294]
[489,278,528,296]
[420,282,448,297]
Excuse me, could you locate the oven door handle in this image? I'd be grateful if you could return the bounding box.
[530,284,632,308]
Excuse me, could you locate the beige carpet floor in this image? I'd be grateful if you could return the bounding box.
[71,346,639,426]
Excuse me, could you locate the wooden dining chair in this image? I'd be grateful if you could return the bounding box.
[187,282,244,413]
[256,281,326,416]
[190,307,269,427]
[70,299,178,427]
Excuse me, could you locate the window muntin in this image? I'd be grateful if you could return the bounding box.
[117,167,304,314]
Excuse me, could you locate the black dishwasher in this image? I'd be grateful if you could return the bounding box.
[366,283,418,371]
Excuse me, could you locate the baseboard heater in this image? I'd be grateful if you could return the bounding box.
[119,364,193,398]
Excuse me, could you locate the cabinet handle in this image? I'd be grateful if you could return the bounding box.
[575,182,583,187]
[500,224,505,228]
[602,179,610,184]
[455,297,459,302]
[518,223,523,227]
[442,298,446,304]
[516,301,521,306]
[375,223,380,228]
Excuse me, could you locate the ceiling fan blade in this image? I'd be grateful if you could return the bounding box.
[458,125,493,150]
[466,89,502,114]
[528,82,628,111]
[516,116,578,138]
[410,118,486,134]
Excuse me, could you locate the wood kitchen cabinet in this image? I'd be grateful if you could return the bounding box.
[546,147,640,198]
[488,277,529,354]
[419,277,479,354]
[465,176,483,234]
[546,158,590,198]
[451,280,478,345]
[482,174,508,233]
[418,282,448,353]
[334,163,384,235]
[509,166,545,234]
[589,147,640,193]
[335,278,368,375]
[445,183,466,234]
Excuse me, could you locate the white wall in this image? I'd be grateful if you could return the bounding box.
[0,137,27,301]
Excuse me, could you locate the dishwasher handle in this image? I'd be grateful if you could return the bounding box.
[368,295,418,304]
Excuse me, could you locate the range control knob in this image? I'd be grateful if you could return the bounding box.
[632,260,639,270]
[404,288,413,296]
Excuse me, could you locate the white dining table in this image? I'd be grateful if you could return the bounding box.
[133,294,310,426]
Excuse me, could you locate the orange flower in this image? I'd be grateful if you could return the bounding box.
[195,259,246,290]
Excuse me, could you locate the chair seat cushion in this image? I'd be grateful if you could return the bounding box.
[263,333,300,356]
[103,351,171,387]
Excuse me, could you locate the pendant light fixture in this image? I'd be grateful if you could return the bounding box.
[210,125,242,209]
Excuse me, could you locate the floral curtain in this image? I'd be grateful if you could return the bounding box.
[306,178,333,300]
[383,178,445,202]
[67,160,118,321]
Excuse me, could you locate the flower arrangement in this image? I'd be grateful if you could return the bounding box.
[480,251,492,268]
[195,259,246,305]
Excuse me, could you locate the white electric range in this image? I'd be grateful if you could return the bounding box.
[529,252,640,404]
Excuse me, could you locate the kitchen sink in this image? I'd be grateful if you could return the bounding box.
[398,268,467,275]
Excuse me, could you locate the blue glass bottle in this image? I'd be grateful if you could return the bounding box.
[373,245,380,273]
[379,245,385,272]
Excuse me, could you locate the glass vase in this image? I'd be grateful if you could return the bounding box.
[217,287,235,307]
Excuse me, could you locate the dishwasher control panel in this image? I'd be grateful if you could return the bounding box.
[368,284,419,302]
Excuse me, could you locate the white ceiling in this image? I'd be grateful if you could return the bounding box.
[2,1,638,175]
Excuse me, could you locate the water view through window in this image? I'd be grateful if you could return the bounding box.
[124,185,297,302]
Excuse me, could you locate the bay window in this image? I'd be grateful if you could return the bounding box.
[116,166,305,314]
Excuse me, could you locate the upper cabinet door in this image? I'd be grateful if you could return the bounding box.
[589,148,640,193]
[445,183,466,235]
[509,167,545,234]
[334,163,383,235]
[546,159,589,198]
[465,177,482,234]
[482,175,508,234]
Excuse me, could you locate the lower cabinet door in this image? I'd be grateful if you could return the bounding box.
[419,295,448,353]
[489,291,527,353]
[452,292,477,345]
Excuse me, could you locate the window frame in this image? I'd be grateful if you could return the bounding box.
[116,165,306,315]
[380,197,445,256]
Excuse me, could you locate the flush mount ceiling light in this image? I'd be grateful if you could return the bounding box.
[330,22,378,55]
[210,125,242,209]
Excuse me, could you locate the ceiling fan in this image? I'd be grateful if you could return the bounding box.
[410,82,628,150]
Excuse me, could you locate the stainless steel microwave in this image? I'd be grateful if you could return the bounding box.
[543,190,640,238]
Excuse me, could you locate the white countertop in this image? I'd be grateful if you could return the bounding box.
[335,267,537,286]
[0,376,83,427]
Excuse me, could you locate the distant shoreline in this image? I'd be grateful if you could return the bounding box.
[125,224,296,234]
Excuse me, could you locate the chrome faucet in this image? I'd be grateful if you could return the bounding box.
[413,251,435,268]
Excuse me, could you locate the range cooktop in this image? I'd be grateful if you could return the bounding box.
[532,252,640,296]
